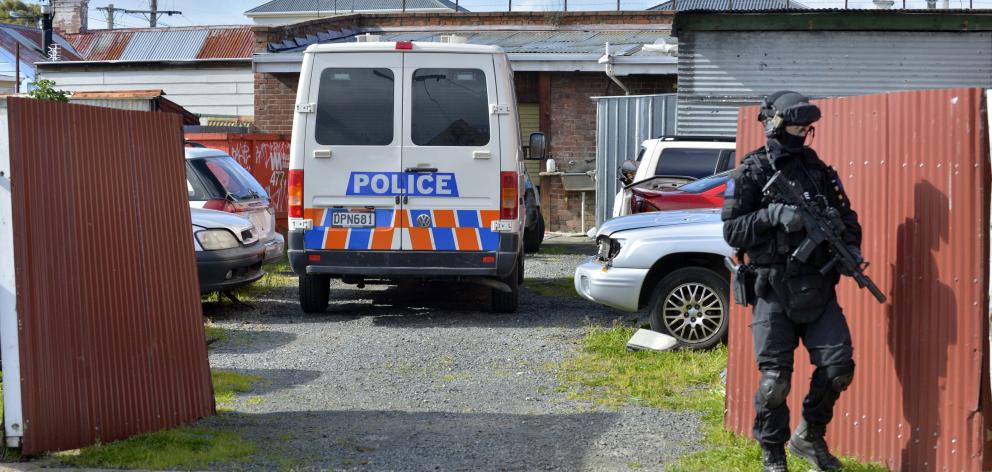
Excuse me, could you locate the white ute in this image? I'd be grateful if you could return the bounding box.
[575,209,733,349]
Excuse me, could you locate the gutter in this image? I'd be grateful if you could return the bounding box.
[599,42,630,95]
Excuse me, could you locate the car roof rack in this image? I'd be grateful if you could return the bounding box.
[657,135,735,142]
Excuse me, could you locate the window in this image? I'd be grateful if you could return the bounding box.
[411,68,489,146]
[653,148,722,180]
[187,156,268,201]
[315,68,394,145]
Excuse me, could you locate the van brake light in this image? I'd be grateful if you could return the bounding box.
[500,171,518,220]
[288,170,304,218]
[396,41,413,50]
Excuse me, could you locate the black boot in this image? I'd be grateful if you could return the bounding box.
[788,420,843,471]
[761,443,789,472]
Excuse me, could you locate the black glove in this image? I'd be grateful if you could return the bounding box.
[767,203,804,233]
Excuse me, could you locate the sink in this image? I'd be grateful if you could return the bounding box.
[562,171,596,191]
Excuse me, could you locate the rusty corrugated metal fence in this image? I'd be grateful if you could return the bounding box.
[3,97,214,454]
[727,88,991,471]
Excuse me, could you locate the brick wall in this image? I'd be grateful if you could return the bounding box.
[543,72,676,233]
[254,73,299,135]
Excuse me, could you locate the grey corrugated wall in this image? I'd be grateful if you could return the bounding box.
[676,30,992,136]
[594,93,677,226]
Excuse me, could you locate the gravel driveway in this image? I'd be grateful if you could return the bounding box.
[202,235,701,471]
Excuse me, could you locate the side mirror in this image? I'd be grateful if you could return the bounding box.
[618,160,638,186]
[528,132,546,160]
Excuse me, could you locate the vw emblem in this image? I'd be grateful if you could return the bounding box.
[416,214,433,227]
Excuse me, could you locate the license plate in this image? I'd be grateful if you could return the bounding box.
[332,211,375,228]
[491,220,515,232]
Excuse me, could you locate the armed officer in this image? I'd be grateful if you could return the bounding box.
[722,91,862,472]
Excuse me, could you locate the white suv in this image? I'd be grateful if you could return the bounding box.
[614,136,736,218]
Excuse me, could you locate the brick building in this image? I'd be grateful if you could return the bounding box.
[252,11,677,232]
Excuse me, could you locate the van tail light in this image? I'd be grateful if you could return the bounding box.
[288,170,304,218]
[395,41,413,50]
[203,199,240,213]
[500,171,518,220]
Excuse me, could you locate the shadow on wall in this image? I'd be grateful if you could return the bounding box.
[886,180,956,472]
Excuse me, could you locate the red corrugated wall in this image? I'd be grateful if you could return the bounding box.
[185,133,291,231]
[727,88,991,471]
[7,98,215,454]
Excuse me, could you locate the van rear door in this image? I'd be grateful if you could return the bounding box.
[303,52,403,251]
[400,53,501,252]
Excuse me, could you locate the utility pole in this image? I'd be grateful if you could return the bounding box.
[96,4,120,29]
[118,2,182,28]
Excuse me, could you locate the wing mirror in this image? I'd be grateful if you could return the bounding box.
[528,132,546,160]
[618,160,638,186]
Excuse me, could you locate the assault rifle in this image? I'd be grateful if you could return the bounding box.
[762,171,887,304]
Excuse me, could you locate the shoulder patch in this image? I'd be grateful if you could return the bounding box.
[724,179,735,197]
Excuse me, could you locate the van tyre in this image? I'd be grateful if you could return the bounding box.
[524,213,545,254]
[299,274,330,313]
[491,257,520,313]
[647,267,729,350]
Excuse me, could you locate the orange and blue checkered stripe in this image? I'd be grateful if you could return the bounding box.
[303,208,501,251]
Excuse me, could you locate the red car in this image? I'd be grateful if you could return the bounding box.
[629,170,732,214]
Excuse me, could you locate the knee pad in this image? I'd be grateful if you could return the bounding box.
[825,363,855,392]
[758,370,791,409]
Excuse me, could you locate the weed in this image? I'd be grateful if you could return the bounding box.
[204,324,229,347]
[558,325,889,472]
[233,261,296,301]
[524,278,580,299]
[212,369,262,405]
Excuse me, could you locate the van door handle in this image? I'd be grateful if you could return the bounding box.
[404,167,438,173]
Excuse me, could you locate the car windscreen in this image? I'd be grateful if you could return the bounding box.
[653,148,723,179]
[187,156,268,201]
[677,170,732,193]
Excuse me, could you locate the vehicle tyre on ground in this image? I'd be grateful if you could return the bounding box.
[524,213,545,254]
[299,274,330,313]
[647,267,729,349]
[491,255,521,313]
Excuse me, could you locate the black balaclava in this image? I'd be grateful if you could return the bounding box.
[758,91,821,160]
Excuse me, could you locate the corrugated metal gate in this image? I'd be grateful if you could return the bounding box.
[677,30,992,136]
[594,94,677,226]
[726,88,991,471]
[1,97,215,454]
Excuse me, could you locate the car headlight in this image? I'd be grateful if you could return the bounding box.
[196,229,239,250]
[596,236,622,261]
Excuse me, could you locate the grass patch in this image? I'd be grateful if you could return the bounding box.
[59,426,255,470]
[525,277,581,299]
[232,260,296,301]
[558,325,889,472]
[204,324,229,346]
[212,369,262,406]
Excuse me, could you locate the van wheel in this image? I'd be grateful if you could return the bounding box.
[491,260,520,313]
[524,214,545,254]
[299,274,330,313]
[647,267,729,350]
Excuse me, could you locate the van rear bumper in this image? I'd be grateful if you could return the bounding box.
[287,230,519,278]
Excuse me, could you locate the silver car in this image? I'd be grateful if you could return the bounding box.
[574,209,733,349]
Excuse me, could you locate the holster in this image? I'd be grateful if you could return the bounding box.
[731,264,758,307]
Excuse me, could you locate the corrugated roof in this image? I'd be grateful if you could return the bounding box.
[649,0,806,9]
[65,26,253,62]
[246,0,466,14]
[268,29,672,56]
[0,23,82,64]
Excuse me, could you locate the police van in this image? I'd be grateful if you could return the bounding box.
[287,39,539,313]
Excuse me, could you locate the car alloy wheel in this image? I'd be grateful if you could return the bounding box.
[662,282,725,344]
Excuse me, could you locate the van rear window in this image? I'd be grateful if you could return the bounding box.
[315,68,394,146]
[411,68,490,147]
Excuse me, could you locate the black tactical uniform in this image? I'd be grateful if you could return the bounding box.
[722,91,861,472]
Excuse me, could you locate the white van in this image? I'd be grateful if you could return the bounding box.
[287,40,534,313]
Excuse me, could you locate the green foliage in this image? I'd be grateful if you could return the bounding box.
[212,369,261,405]
[233,260,295,301]
[558,325,890,472]
[204,324,229,347]
[27,80,69,103]
[0,1,41,27]
[524,277,581,299]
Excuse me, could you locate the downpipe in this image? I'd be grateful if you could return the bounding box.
[600,42,630,96]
